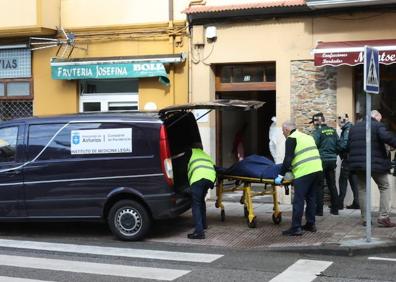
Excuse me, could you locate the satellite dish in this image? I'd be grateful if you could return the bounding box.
[29,27,87,58]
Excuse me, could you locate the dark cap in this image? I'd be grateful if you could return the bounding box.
[309,112,324,124]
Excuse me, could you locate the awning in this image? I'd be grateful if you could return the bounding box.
[50,53,186,85]
[313,39,396,67]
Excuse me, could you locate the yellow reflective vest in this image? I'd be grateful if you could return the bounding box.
[188,148,216,185]
[290,130,323,179]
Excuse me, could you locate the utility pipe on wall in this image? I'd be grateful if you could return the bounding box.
[168,0,176,105]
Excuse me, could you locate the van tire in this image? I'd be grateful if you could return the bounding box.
[108,200,151,241]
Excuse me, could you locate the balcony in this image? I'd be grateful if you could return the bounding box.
[0,0,59,38]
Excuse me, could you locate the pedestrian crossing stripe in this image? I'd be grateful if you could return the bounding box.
[368,257,396,262]
[0,254,190,281]
[0,276,54,282]
[269,259,333,282]
[0,239,223,263]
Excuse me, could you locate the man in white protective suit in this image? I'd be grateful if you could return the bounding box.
[269,116,285,164]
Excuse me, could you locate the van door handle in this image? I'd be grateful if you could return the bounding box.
[26,164,48,171]
[3,170,21,176]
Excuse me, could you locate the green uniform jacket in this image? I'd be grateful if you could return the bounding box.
[312,124,339,163]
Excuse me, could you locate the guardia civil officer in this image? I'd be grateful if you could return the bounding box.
[311,113,340,216]
[186,142,216,239]
[275,120,323,236]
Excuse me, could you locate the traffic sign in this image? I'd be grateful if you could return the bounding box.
[364,46,380,94]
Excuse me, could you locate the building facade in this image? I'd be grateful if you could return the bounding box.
[0,0,191,119]
[185,0,396,205]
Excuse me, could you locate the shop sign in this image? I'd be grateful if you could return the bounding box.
[315,50,396,67]
[51,61,169,84]
[0,49,31,78]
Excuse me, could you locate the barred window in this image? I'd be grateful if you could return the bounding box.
[0,100,33,121]
[0,48,33,120]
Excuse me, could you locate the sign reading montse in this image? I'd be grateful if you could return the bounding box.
[364,46,380,94]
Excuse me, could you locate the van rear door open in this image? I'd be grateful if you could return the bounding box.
[159,99,265,117]
[158,99,265,193]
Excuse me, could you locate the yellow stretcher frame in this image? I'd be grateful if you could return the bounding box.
[215,174,291,228]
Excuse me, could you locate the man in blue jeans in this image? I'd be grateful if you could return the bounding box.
[186,142,216,239]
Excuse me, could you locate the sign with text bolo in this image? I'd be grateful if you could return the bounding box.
[364,46,380,94]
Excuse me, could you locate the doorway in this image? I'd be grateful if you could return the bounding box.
[214,63,276,168]
[216,91,275,168]
[354,64,396,132]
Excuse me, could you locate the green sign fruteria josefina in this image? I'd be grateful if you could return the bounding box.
[51,61,170,85]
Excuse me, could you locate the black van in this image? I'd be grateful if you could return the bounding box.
[0,100,262,240]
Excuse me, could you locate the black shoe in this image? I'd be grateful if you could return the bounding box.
[282,228,303,236]
[203,224,208,230]
[346,203,360,209]
[187,232,205,239]
[330,209,339,215]
[302,224,317,232]
[316,211,323,216]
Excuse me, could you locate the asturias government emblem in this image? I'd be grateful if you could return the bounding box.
[72,133,80,145]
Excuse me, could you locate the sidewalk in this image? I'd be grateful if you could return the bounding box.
[148,196,396,256]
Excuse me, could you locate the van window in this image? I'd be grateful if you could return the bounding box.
[0,126,18,162]
[28,122,151,161]
[27,123,65,160]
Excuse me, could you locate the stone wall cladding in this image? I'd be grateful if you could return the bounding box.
[291,60,337,134]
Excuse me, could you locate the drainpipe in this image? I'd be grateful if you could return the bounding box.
[186,1,205,103]
[168,0,176,105]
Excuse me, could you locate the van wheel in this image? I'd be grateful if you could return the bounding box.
[108,200,151,241]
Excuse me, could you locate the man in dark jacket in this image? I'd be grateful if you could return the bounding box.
[311,113,340,215]
[337,114,359,209]
[348,110,396,227]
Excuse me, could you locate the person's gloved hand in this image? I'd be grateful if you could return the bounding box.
[274,175,284,185]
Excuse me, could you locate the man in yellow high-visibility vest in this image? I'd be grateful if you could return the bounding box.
[275,120,323,236]
[186,142,216,239]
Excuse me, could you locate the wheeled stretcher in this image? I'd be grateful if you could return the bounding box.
[215,173,291,228]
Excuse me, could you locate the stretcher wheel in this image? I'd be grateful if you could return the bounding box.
[244,206,248,218]
[248,217,257,228]
[272,213,282,225]
[220,209,225,222]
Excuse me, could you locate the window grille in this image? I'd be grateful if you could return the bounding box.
[0,100,33,121]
